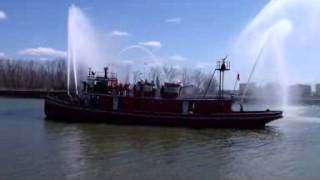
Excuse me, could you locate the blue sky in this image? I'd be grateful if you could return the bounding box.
[2,0,320,89]
[0,0,268,63]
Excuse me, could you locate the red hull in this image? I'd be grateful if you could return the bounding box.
[45,97,282,129]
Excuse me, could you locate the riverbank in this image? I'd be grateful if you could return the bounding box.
[0,89,67,98]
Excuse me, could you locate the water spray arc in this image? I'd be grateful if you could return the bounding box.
[67,42,71,96]
[238,18,292,107]
[234,0,320,107]
[240,40,268,104]
[119,45,160,65]
[67,4,105,95]
[67,5,80,95]
[119,45,162,80]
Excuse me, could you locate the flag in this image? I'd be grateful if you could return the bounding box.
[237,73,240,81]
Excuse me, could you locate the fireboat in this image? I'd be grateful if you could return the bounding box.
[45,58,283,128]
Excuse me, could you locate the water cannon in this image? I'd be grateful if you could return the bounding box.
[88,67,95,77]
[216,56,230,71]
[88,68,92,77]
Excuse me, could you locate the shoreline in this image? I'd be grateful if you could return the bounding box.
[1,89,320,105]
[0,89,67,98]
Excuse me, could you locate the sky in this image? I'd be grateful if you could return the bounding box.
[0,0,267,61]
[2,0,319,88]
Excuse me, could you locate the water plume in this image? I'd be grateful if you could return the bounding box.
[119,45,160,66]
[67,5,108,95]
[240,19,292,105]
[119,45,162,80]
[234,0,320,106]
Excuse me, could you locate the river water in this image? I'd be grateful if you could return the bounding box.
[1,97,320,180]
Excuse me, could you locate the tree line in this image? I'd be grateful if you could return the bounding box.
[0,58,217,96]
[0,58,67,90]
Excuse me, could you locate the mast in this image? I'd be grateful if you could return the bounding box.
[215,57,230,99]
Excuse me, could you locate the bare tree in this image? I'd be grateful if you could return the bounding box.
[162,65,178,82]
[0,57,219,97]
[148,66,162,82]
[181,67,190,86]
[132,70,142,83]
[0,58,67,90]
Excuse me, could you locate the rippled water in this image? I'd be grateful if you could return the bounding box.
[1,98,320,179]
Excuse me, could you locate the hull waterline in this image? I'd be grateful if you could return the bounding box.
[45,97,283,129]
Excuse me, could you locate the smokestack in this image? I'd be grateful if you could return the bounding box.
[104,67,108,79]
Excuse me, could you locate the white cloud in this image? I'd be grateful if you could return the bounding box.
[0,52,5,57]
[139,41,161,48]
[108,30,129,37]
[19,47,67,57]
[165,17,181,23]
[0,10,7,20]
[169,55,186,62]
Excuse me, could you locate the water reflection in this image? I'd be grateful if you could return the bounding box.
[3,98,320,179]
[43,120,283,179]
